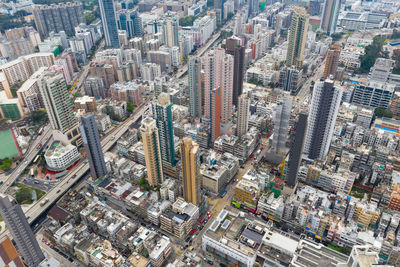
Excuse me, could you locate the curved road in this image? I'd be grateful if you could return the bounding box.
[0,126,52,192]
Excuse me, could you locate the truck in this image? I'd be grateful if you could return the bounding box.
[40,198,49,206]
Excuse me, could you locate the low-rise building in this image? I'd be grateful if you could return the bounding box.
[44,141,81,172]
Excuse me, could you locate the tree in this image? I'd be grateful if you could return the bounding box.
[179,16,195,27]
[357,36,386,73]
[27,109,48,125]
[0,158,12,171]
[248,77,259,85]
[126,102,135,113]
[331,32,343,41]
[15,187,32,204]
[392,50,400,74]
[301,64,308,74]
[392,29,400,39]
[374,107,393,118]
[73,92,82,98]
[85,13,96,25]
[220,30,233,39]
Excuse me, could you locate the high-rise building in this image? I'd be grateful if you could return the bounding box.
[180,137,201,206]
[162,17,179,48]
[38,71,77,132]
[226,37,245,107]
[272,96,292,153]
[210,87,221,144]
[203,48,233,123]
[117,10,143,39]
[279,66,303,95]
[152,93,176,166]
[140,117,164,186]
[323,43,341,79]
[236,93,250,138]
[320,0,341,35]
[286,113,307,187]
[0,195,45,267]
[304,79,342,160]
[248,0,259,17]
[286,7,309,68]
[33,2,85,37]
[214,0,224,20]
[99,0,120,48]
[188,56,202,118]
[80,114,107,180]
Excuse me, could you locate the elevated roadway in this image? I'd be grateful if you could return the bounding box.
[0,103,149,241]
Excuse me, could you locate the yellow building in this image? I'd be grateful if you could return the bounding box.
[354,202,380,226]
[286,6,309,68]
[140,117,164,186]
[234,178,260,207]
[180,137,201,205]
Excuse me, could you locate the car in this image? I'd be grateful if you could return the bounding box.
[185,236,191,242]
[207,260,214,265]
[56,189,61,193]
[34,181,39,184]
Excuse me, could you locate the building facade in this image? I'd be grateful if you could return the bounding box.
[286,113,307,187]
[304,79,342,160]
[140,117,164,186]
[180,137,201,206]
[33,2,85,37]
[323,43,341,79]
[99,0,120,48]
[188,56,202,118]
[80,114,108,179]
[272,96,292,153]
[0,196,45,266]
[286,7,309,68]
[236,93,250,138]
[39,71,77,133]
[320,0,341,35]
[152,93,176,166]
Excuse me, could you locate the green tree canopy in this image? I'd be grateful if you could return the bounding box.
[374,107,393,118]
[126,102,135,113]
[27,109,48,125]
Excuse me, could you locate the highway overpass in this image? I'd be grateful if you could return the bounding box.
[0,104,149,241]
[0,126,52,192]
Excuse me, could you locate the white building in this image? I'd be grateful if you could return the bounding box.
[304,79,342,160]
[44,141,81,171]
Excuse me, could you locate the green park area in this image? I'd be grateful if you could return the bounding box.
[15,184,46,205]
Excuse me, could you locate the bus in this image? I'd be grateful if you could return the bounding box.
[33,155,40,164]
[200,217,205,224]
[29,168,34,177]
[189,229,196,236]
[220,190,227,198]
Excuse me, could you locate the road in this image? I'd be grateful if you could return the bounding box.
[0,102,150,241]
[0,126,52,192]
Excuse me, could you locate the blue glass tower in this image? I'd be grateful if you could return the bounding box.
[98,0,120,48]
